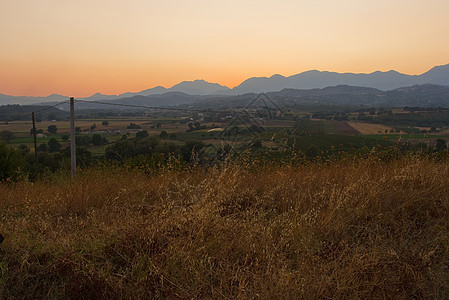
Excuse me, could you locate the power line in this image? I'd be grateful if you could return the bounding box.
[12,100,70,120]
[34,100,70,113]
[74,99,231,113]
[6,93,281,122]
[75,94,281,116]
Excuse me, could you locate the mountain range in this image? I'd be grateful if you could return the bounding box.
[187,84,449,109]
[1,63,448,105]
[232,64,449,94]
[3,84,449,121]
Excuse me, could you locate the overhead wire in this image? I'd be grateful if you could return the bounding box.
[9,100,70,121]
[34,100,70,113]
[75,94,280,116]
[74,99,233,114]
[6,92,279,122]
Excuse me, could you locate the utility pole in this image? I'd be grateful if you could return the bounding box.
[70,97,76,178]
[32,112,38,177]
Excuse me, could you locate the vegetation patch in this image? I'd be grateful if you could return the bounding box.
[1,157,449,298]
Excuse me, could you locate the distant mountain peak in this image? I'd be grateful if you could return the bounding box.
[231,64,449,94]
[301,70,321,74]
[1,63,448,105]
[386,70,400,74]
[430,63,449,69]
[44,94,68,101]
[169,79,231,95]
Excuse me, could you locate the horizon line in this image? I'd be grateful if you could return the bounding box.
[2,63,447,98]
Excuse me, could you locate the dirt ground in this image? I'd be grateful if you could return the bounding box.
[331,121,360,135]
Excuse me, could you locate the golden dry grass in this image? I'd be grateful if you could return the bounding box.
[347,121,396,135]
[1,158,449,299]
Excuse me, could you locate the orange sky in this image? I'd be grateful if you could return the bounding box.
[1,0,449,97]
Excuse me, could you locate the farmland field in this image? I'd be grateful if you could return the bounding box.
[292,119,361,136]
[2,113,448,158]
[293,119,337,135]
[347,121,396,134]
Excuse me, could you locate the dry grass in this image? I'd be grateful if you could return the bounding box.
[347,121,396,135]
[1,158,449,299]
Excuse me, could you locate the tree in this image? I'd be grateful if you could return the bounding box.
[59,147,93,167]
[48,138,61,152]
[0,143,25,181]
[30,128,43,135]
[92,134,104,146]
[105,137,160,161]
[136,130,149,139]
[75,135,92,147]
[75,127,81,133]
[47,125,57,134]
[90,123,97,131]
[127,123,141,129]
[0,130,14,142]
[37,143,48,152]
[102,120,109,126]
[159,131,168,139]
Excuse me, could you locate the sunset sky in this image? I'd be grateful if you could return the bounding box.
[1,0,449,97]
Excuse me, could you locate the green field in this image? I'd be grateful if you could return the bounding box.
[2,115,448,158]
[364,134,447,140]
[293,119,337,135]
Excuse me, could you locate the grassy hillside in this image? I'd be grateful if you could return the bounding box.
[1,157,449,298]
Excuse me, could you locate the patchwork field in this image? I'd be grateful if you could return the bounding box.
[347,121,396,134]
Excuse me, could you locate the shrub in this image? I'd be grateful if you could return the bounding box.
[48,138,61,152]
[47,125,57,134]
[0,143,25,181]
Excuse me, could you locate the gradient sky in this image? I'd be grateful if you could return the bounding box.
[1,0,449,97]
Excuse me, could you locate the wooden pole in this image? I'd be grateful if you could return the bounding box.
[32,112,38,177]
[70,97,76,178]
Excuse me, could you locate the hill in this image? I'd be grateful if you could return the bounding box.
[232,63,449,94]
[190,84,449,109]
[1,63,448,105]
[0,104,69,121]
[0,94,68,106]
